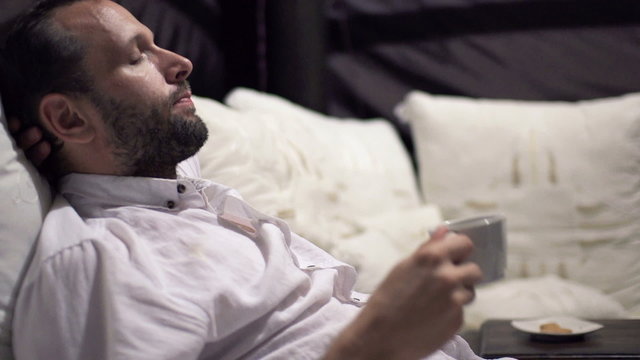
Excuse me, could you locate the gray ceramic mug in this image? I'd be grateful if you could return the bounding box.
[443,214,506,283]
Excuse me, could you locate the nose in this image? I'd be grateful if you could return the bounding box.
[160,48,193,84]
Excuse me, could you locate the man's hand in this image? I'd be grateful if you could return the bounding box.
[8,117,51,167]
[325,227,482,360]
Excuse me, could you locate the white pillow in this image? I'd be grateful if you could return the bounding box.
[464,275,628,330]
[396,91,640,313]
[194,91,438,292]
[0,96,52,358]
[223,88,422,217]
[331,205,442,292]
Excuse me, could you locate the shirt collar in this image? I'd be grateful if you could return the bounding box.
[58,173,234,213]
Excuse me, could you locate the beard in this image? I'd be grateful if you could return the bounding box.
[90,82,208,178]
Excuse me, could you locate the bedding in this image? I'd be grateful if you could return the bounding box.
[196,89,633,329]
[0,87,635,354]
[2,0,639,352]
[0,96,52,359]
[195,89,442,292]
[464,275,627,330]
[396,91,640,318]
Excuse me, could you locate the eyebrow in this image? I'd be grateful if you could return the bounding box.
[126,28,155,49]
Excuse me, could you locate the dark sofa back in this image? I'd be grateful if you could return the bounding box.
[3,0,640,153]
[324,0,640,149]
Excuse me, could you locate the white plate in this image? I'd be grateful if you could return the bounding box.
[511,316,603,337]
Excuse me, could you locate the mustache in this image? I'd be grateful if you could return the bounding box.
[168,81,192,106]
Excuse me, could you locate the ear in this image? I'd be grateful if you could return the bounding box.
[39,93,95,144]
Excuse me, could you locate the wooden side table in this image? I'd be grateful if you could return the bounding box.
[479,319,640,359]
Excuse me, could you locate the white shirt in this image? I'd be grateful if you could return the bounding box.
[13,158,483,360]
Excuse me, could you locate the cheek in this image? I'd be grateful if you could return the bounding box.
[113,67,170,100]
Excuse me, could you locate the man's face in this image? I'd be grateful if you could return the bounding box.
[54,0,208,177]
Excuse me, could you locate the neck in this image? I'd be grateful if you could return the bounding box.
[111,147,179,179]
[131,166,178,179]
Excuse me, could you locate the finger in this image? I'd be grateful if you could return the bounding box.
[444,263,481,305]
[414,233,473,267]
[17,127,43,150]
[429,226,449,242]
[464,284,476,303]
[8,117,21,134]
[456,262,483,286]
[26,142,51,167]
[433,233,474,263]
[436,261,482,289]
[452,284,476,306]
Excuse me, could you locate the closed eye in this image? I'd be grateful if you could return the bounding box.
[129,52,147,65]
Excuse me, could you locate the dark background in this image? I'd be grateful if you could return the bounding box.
[2,0,640,155]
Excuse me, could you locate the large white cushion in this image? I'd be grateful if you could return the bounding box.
[465,275,628,330]
[396,91,640,314]
[0,96,52,358]
[223,88,423,218]
[195,90,441,292]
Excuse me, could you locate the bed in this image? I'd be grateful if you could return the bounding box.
[2,0,640,357]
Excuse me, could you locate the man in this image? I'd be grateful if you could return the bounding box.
[1,0,485,359]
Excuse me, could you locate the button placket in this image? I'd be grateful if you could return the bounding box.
[170,182,190,210]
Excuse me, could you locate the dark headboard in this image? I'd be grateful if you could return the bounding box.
[124,0,640,154]
[3,0,640,153]
[323,0,640,150]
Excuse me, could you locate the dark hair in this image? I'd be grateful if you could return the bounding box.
[0,0,93,177]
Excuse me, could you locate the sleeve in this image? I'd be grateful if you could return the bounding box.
[12,238,208,360]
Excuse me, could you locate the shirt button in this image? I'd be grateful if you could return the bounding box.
[177,184,186,194]
[306,265,316,269]
[166,200,176,209]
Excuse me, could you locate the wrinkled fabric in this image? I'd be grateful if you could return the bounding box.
[14,157,483,360]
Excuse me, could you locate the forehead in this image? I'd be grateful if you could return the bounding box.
[52,0,146,56]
